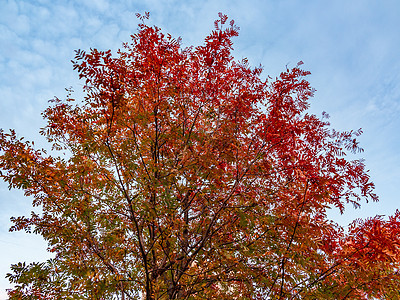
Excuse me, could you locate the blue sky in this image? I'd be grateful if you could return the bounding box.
[1,0,400,297]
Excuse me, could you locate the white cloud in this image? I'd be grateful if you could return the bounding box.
[81,0,110,13]
[9,14,30,35]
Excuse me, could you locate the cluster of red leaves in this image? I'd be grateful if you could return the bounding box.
[1,13,399,300]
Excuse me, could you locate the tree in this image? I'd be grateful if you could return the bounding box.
[1,13,400,299]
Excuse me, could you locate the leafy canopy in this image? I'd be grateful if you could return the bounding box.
[1,13,400,300]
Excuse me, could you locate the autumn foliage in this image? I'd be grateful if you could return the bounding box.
[1,13,400,299]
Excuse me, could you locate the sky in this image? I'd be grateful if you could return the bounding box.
[1,0,400,297]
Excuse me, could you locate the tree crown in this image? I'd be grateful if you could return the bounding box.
[1,13,399,300]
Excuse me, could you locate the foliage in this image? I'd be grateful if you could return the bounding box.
[1,13,399,299]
